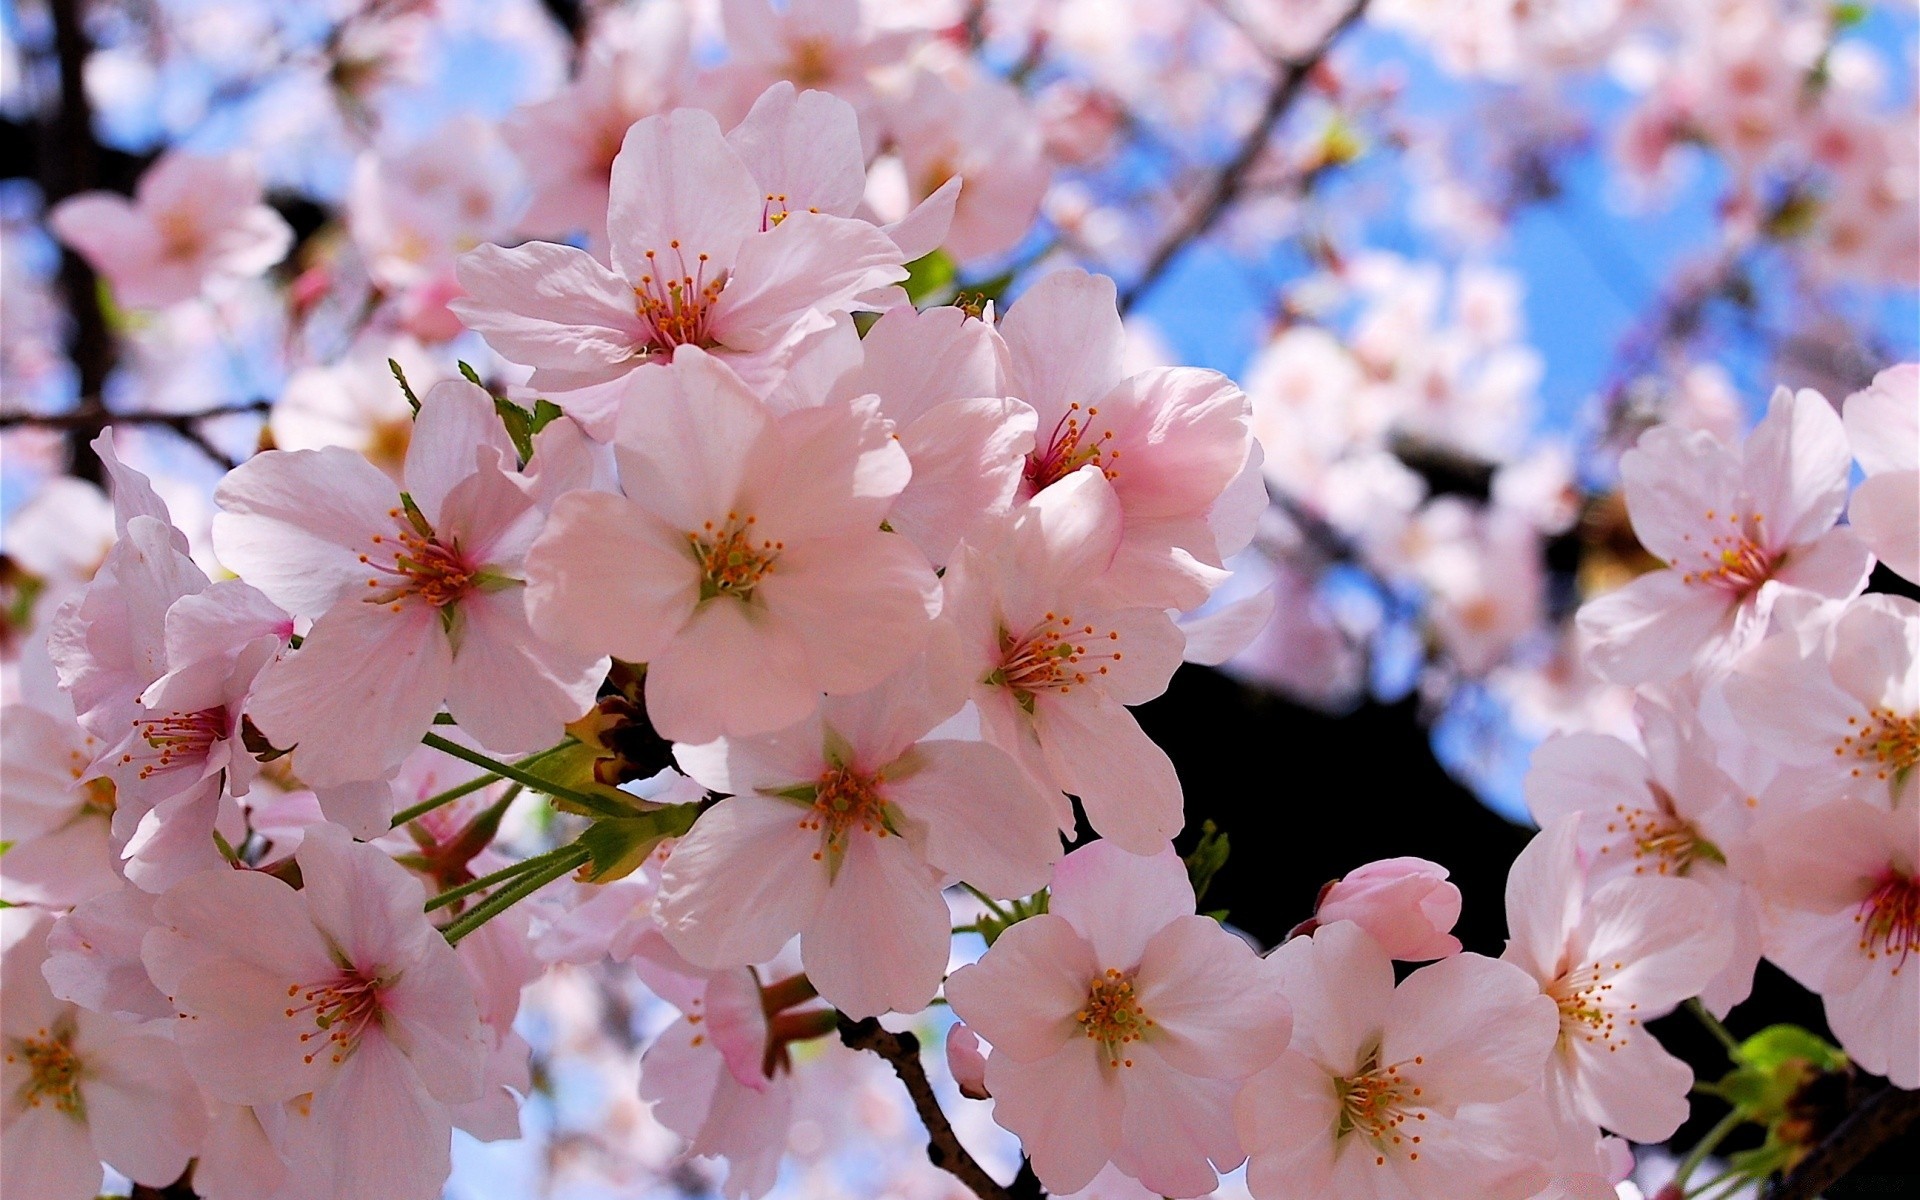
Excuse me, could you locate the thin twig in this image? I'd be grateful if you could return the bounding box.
[1117,0,1370,315]
[1764,1084,1920,1200]
[836,1015,1033,1200]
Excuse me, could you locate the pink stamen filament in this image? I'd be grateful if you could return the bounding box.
[1676,508,1773,594]
[1077,968,1153,1068]
[1336,1050,1429,1165]
[121,705,226,779]
[634,239,727,353]
[285,971,385,1066]
[1856,869,1920,975]
[1024,402,1121,492]
[360,507,475,611]
[995,612,1124,699]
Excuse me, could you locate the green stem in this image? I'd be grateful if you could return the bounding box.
[420,733,629,819]
[1684,1160,1743,1200]
[1688,998,1742,1059]
[392,747,557,828]
[424,842,575,913]
[440,843,589,945]
[1673,1107,1747,1193]
[960,883,1012,923]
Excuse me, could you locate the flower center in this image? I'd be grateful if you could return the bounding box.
[634,241,727,354]
[361,503,475,611]
[7,1024,84,1116]
[120,705,226,780]
[1598,792,1717,876]
[1676,508,1773,594]
[792,764,893,879]
[1836,708,1920,783]
[156,209,203,260]
[1024,402,1120,493]
[989,613,1124,712]
[788,38,835,87]
[1856,869,1920,974]
[1077,968,1152,1067]
[285,969,386,1066]
[689,513,782,602]
[1548,959,1640,1053]
[1334,1048,1428,1165]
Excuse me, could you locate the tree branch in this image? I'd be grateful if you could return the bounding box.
[1,400,270,471]
[836,1015,1035,1200]
[1117,0,1370,315]
[1764,1084,1920,1200]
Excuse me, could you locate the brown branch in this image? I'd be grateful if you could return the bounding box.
[1764,1084,1920,1200]
[1117,0,1370,315]
[836,1015,1034,1200]
[2,400,270,471]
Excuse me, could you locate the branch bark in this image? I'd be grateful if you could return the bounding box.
[836,1014,1038,1199]
[1117,0,1370,315]
[1764,1084,1920,1200]
[1,401,270,470]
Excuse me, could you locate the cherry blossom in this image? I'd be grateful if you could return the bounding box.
[1577,387,1871,684]
[523,346,939,744]
[1306,856,1463,961]
[1235,920,1560,1200]
[48,151,292,309]
[1841,364,1919,585]
[945,841,1292,1196]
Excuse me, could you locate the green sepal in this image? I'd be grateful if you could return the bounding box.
[389,358,421,413]
[1184,819,1231,908]
[973,889,1050,947]
[902,248,957,306]
[578,803,703,882]
[520,742,655,818]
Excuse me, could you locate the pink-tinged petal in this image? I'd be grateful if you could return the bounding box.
[1580,874,1732,1012]
[839,305,1007,425]
[447,586,606,755]
[380,961,489,1107]
[1001,268,1127,425]
[450,242,646,392]
[1501,818,1587,984]
[79,1022,205,1186]
[657,794,828,969]
[1559,1023,1693,1143]
[212,447,402,617]
[1115,1055,1244,1196]
[637,1012,722,1136]
[817,644,967,767]
[746,393,910,542]
[1618,425,1742,565]
[1823,957,1919,1088]
[295,826,431,973]
[801,830,948,1017]
[191,1104,288,1200]
[1721,629,1859,769]
[1179,586,1276,667]
[1384,952,1558,1107]
[1315,858,1464,962]
[310,1031,453,1200]
[1048,840,1193,967]
[1237,1051,1340,1200]
[614,346,771,532]
[891,396,1036,566]
[1753,798,1897,914]
[983,1041,1124,1195]
[644,599,820,743]
[1523,732,1655,830]
[690,1069,794,1199]
[1098,607,1186,707]
[1743,387,1853,549]
[90,428,176,535]
[435,452,544,573]
[606,107,760,281]
[1132,915,1291,1078]
[1097,367,1252,523]
[944,913,1095,1061]
[1019,465,1125,591]
[1267,921,1395,1075]
[402,379,516,526]
[523,490,696,663]
[947,1022,990,1100]
[883,175,960,262]
[246,599,451,789]
[889,739,1061,899]
[0,809,119,908]
[119,777,231,894]
[724,83,865,218]
[672,718,827,797]
[0,1100,102,1200]
[1831,595,1920,712]
[1772,524,1872,598]
[160,580,290,679]
[1098,521,1231,612]
[1844,365,1919,476]
[1036,692,1183,856]
[1575,568,1732,685]
[753,530,938,694]
[699,969,772,1093]
[44,887,172,1022]
[1379,1092,1554,1200]
[713,213,905,352]
[1850,471,1920,584]
[1210,441,1268,561]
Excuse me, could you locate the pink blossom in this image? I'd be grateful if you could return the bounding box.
[707,0,918,153]
[1750,796,1919,1088]
[523,346,939,744]
[941,468,1188,853]
[1311,857,1463,961]
[48,151,293,309]
[1723,595,1920,812]
[1501,817,1733,1142]
[886,67,1051,263]
[659,654,1062,1016]
[452,96,906,433]
[0,700,118,906]
[1577,387,1871,684]
[2,909,207,1200]
[1842,364,1918,584]
[142,823,489,1199]
[213,379,607,802]
[999,268,1254,610]
[946,1022,989,1100]
[1235,921,1560,1200]
[945,841,1292,1196]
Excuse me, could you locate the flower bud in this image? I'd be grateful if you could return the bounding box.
[946,1022,990,1101]
[1312,857,1462,960]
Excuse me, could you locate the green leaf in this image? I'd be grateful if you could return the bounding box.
[902,248,957,306]
[529,399,565,436]
[1714,1023,1848,1125]
[1183,820,1230,907]
[1832,2,1869,30]
[1738,1024,1847,1074]
[578,804,703,882]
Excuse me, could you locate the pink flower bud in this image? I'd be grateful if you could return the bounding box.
[946,1021,990,1101]
[1313,857,1463,961]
